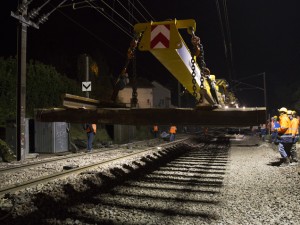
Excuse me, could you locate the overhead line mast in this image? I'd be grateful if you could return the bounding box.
[11,0,69,161]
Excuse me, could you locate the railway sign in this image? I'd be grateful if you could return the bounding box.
[82,81,91,92]
[150,24,170,49]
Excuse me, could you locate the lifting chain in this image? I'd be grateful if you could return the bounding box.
[123,32,141,77]
[190,30,207,102]
[111,33,141,102]
[129,33,141,107]
[191,57,198,99]
[131,51,138,107]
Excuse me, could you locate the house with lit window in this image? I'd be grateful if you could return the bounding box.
[118,78,172,108]
[115,78,173,143]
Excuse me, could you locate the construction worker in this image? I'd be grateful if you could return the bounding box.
[271,116,280,143]
[276,107,293,166]
[260,123,267,141]
[169,125,177,142]
[153,125,159,138]
[83,123,97,152]
[289,110,299,162]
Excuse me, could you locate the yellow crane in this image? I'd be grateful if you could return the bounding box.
[36,19,265,126]
[112,19,237,108]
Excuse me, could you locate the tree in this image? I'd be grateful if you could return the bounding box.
[0,57,81,125]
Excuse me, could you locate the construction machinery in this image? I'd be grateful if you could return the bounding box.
[112,19,237,108]
[35,19,266,126]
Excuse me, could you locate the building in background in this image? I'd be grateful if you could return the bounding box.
[115,78,173,143]
[151,81,172,108]
[118,78,172,109]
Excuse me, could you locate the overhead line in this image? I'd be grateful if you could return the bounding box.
[58,0,162,81]
[100,0,134,28]
[86,0,133,38]
[127,0,149,22]
[116,0,140,23]
[232,80,264,91]
[55,6,124,57]
[215,0,228,65]
[223,0,234,79]
[136,0,155,21]
[58,0,97,8]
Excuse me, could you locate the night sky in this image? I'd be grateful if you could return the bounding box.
[1,0,300,112]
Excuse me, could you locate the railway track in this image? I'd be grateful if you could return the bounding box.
[0,137,189,196]
[0,137,166,172]
[1,135,232,225]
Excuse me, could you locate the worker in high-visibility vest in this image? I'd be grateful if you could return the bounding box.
[153,125,159,138]
[276,107,293,166]
[289,110,299,162]
[271,116,280,143]
[169,125,177,142]
[83,123,97,152]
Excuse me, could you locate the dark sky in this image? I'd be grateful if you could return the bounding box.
[1,0,300,110]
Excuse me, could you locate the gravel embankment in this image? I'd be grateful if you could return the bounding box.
[1,135,300,225]
[219,137,300,225]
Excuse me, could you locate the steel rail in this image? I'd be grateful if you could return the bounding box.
[0,137,170,174]
[0,138,189,196]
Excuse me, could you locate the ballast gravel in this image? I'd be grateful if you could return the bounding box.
[0,135,299,225]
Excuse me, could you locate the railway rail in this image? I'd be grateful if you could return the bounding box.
[0,134,233,225]
[0,137,189,196]
[0,137,165,173]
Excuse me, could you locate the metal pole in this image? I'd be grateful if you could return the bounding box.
[263,72,267,126]
[85,54,89,98]
[178,81,181,107]
[16,0,28,161]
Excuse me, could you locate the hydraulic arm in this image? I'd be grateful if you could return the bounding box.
[133,19,206,102]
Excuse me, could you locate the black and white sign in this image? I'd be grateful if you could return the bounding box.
[82,81,91,92]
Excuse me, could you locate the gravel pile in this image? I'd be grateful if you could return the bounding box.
[219,137,300,225]
[1,136,300,225]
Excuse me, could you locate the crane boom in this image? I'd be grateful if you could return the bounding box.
[35,19,266,126]
[133,19,226,107]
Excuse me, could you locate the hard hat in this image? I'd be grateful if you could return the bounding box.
[278,107,287,113]
[292,110,297,115]
[273,116,278,119]
[287,110,293,115]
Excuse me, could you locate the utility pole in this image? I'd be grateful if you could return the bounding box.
[178,81,181,107]
[12,0,29,161]
[11,0,68,161]
[85,54,90,98]
[263,72,267,125]
[233,72,267,126]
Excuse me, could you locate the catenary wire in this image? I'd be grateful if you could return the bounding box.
[223,0,235,79]
[55,5,125,57]
[100,0,134,28]
[115,0,140,23]
[127,0,150,22]
[215,0,233,82]
[55,0,164,82]
[135,0,155,21]
[86,0,133,38]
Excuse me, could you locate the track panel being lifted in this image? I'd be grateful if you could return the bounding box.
[35,107,266,126]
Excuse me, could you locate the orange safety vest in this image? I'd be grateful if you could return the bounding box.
[278,114,290,135]
[86,124,97,134]
[169,126,177,134]
[290,117,299,136]
[153,125,158,132]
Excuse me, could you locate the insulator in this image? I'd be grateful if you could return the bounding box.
[29,9,39,19]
